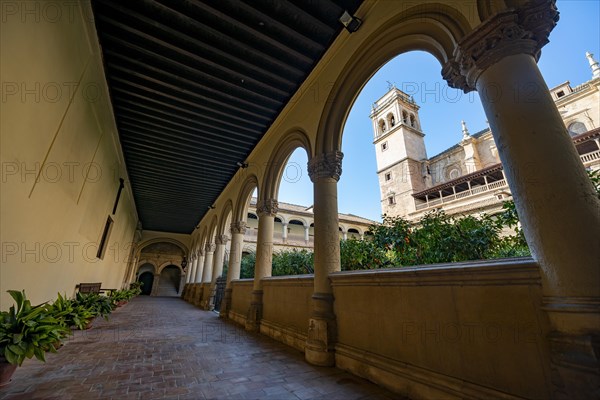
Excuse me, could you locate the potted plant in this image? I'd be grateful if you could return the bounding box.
[0,290,69,386]
[47,293,94,331]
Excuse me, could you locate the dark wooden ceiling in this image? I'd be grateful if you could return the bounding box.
[92,0,362,233]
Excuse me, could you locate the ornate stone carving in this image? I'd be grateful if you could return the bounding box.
[256,199,278,217]
[308,151,343,182]
[215,234,230,245]
[443,1,559,92]
[204,242,216,253]
[230,221,247,234]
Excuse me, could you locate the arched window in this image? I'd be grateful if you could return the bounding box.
[410,114,416,128]
[568,121,587,137]
[402,110,408,124]
[388,113,395,127]
[379,119,387,133]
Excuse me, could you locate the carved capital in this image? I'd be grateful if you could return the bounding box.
[204,242,216,253]
[230,221,247,235]
[308,151,343,182]
[443,1,559,92]
[215,234,230,245]
[256,199,278,217]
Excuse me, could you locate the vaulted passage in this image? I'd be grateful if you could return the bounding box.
[0,297,400,399]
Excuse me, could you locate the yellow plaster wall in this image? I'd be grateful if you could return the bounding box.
[0,2,138,307]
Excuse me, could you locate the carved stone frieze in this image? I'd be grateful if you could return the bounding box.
[230,221,248,235]
[256,199,279,217]
[443,1,559,92]
[308,151,343,182]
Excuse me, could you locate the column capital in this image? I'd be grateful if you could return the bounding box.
[443,0,559,92]
[205,242,216,253]
[308,151,343,182]
[215,234,229,245]
[230,221,247,234]
[256,199,278,217]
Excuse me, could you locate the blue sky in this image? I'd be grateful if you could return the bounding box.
[278,0,600,222]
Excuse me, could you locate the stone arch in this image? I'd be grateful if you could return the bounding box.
[157,261,184,274]
[206,215,219,245]
[217,199,234,235]
[234,174,260,223]
[135,237,189,259]
[316,4,471,154]
[387,113,396,127]
[379,119,387,133]
[261,129,312,202]
[136,259,157,274]
[288,218,308,227]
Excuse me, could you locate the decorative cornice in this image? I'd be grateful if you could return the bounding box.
[443,1,559,92]
[308,151,343,182]
[230,221,248,234]
[215,234,230,245]
[205,242,216,253]
[256,199,279,217]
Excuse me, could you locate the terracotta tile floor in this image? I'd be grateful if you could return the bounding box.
[0,296,404,399]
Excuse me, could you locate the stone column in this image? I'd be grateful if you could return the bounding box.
[207,234,229,310]
[198,243,215,307]
[221,221,247,319]
[212,235,229,281]
[342,230,347,241]
[304,225,310,245]
[245,199,277,331]
[191,251,205,304]
[186,254,196,284]
[444,3,599,397]
[282,222,288,244]
[150,273,160,296]
[306,151,343,366]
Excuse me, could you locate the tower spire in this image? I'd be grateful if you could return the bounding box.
[461,120,470,140]
[586,52,600,79]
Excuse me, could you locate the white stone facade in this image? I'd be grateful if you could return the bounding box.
[372,54,600,221]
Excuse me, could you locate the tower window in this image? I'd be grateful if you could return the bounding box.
[385,172,392,181]
[556,90,565,98]
[390,114,395,127]
[379,119,387,133]
[410,114,416,128]
[388,196,396,205]
[381,142,388,151]
[402,111,408,124]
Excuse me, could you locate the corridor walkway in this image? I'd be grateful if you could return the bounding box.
[0,297,403,400]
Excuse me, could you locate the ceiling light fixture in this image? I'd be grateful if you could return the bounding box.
[339,10,362,33]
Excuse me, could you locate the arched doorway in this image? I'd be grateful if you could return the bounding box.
[157,265,181,296]
[138,272,154,295]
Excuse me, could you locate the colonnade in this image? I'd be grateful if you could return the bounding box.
[179,2,599,396]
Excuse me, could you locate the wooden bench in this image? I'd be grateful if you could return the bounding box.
[76,283,117,296]
[76,283,102,293]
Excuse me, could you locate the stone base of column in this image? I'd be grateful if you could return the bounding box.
[187,283,198,303]
[305,292,337,367]
[245,290,263,332]
[543,296,600,398]
[204,283,216,311]
[220,288,232,320]
[182,284,189,301]
[194,284,205,307]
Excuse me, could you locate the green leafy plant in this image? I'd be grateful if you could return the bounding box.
[272,249,314,275]
[73,293,112,320]
[588,168,600,198]
[0,290,69,366]
[46,293,95,330]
